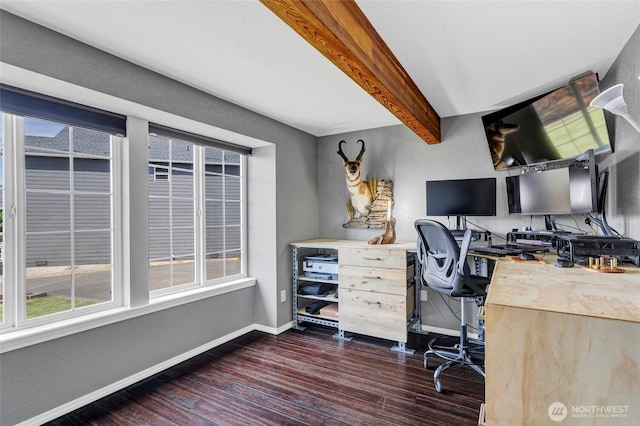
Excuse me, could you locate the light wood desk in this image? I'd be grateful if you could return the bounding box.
[484,255,640,425]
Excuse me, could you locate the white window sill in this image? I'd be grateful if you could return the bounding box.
[0,277,256,353]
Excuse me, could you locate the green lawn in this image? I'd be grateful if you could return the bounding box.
[0,296,97,320]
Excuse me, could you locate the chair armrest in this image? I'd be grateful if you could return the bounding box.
[458,229,472,274]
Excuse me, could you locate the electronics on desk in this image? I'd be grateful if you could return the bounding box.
[556,235,640,267]
[426,178,497,237]
[451,229,490,242]
[469,244,548,257]
[504,150,606,245]
[450,229,466,241]
[520,252,536,261]
[303,254,338,280]
[505,161,598,217]
[555,258,574,268]
[507,230,572,248]
[426,178,496,218]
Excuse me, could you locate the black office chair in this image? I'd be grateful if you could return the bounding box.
[414,219,491,393]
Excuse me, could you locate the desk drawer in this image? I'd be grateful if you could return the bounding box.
[339,265,408,295]
[340,289,407,342]
[339,247,407,269]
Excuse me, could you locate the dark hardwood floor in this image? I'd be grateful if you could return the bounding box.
[46,326,484,425]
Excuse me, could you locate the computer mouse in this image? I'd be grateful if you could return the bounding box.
[520,252,536,261]
[555,258,574,268]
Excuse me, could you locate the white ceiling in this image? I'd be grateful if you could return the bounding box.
[1,1,639,138]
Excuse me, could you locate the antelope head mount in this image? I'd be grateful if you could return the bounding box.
[337,139,372,216]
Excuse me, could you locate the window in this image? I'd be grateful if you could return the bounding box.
[0,85,250,337]
[148,134,246,296]
[1,114,119,329]
[1,117,4,325]
[153,165,170,182]
[148,136,196,292]
[205,149,243,279]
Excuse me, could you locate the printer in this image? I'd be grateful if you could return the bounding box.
[303,254,338,280]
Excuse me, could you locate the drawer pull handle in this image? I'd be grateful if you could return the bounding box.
[363,275,382,280]
[362,257,382,261]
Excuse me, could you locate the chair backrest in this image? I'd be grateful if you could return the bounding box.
[415,219,472,296]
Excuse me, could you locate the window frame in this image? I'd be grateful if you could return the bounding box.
[153,164,170,182]
[203,150,246,283]
[147,135,248,299]
[0,113,123,331]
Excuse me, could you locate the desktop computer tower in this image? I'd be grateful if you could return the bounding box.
[556,235,640,266]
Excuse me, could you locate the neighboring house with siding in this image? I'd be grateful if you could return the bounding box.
[25,125,111,267]
[23,126,240,268]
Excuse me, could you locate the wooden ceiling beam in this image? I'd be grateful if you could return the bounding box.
[260,0,441,144]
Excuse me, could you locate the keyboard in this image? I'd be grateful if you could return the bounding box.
[469,245,525,256]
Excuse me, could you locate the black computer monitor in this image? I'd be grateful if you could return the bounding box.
[426,178,497,218]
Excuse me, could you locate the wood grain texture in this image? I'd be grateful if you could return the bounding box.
[46,327,484,425]
[339,265,410,294]
[338,245,414,343]
[485,257,640,425]
[486,306,640,425]
[290,239,415,250]
[339,246,408,269]
[340,288,407,342]
[260,0,441,144]
[488,257,640,322]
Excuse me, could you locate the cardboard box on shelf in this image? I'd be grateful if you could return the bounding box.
[319,303,338,318]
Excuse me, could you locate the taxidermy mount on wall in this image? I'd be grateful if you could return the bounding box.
[337,139,373,217]
[338,139,394,230]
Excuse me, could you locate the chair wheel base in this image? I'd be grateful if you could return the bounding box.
[423,335,485,393]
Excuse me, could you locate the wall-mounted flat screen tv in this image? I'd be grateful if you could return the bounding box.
[482,72,612,170]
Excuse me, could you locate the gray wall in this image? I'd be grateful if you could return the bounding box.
[0,288,254,424]
[598,24,640,240]
[318,120,534,244]
[317,26,640,331]
[0,10,318,425]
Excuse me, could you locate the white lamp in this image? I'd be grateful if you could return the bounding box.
[590,83,640,134]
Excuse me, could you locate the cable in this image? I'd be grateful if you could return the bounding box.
[587,213,624,237]
[464,218,508,243]
[430,292,479,331]
[462,218,488,233]
[428,293,460,326]
[569,215,581,231]
[551,219,584,233]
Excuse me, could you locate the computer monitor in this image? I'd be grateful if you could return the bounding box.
[506,163,597,216]
[426,178,497,218]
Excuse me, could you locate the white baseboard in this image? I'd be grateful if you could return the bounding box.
[18,324,257,426]
[254,321,293,335]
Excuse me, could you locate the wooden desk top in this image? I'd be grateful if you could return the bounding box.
[290,239,416,250]
[486,255,640,323]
